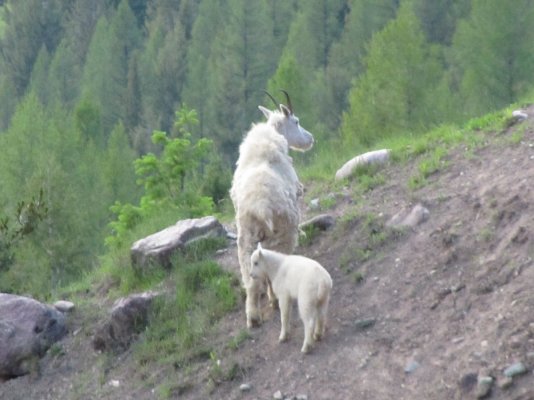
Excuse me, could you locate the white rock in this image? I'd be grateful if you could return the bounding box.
[335,149,391,180]
[54,300,75,313]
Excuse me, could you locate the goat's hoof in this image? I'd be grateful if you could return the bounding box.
[270,298,279,310]
[279,334,288,342]
[301,345,311,354]
[247,316,262,329]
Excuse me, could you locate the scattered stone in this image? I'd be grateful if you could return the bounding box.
[300,214,336,232]
[335,149,391,180]
[296,394,308,400]
[475,375,493,399]
[387,203,429,228]
[404,360,420,374]
[108,379,120,388]
[53,300,75,313]
[498,376,513,390]
[309,198,320,210]
[512,110,528,121]
[458,372,478,392]
[131,216,227,269]
[0,293,67,380]
[503,362,527,378]
[273,390,283,399]
[239,383,252,392]
[92,291,161,353]
[354,318,377,331]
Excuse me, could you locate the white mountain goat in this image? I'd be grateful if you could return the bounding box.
[230,91,314,328]
[250,243,332,353]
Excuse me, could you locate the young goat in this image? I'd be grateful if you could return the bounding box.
[250,243,332,353]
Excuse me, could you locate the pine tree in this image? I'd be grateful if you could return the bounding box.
[204,0,276,163]
[452,0,534,118]
[326,0,398,129]
[341,3,445,147]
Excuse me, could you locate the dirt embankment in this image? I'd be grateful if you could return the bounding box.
[1,108,533,400]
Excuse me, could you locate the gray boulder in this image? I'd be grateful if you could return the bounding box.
[92,291,161,353]
[0,293,67,379]
[131,216,227,269]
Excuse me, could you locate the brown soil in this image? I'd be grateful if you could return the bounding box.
[1,107,533,400]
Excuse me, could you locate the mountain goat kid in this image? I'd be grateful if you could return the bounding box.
[230,91,314,328]
[250,243,332,353]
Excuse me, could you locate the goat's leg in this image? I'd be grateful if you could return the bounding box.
[278,295,291,342]
[245,279,262,328]
[266,279,279,310]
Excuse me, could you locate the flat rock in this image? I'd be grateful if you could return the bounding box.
[335,149,391,181]
[299,214,335,231]
[387,203,429,228]
[131,216,227,269]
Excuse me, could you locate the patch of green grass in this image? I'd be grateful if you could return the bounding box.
[408,146,448,190]
[133,259,238,372]
[227,329,252,351]
[299,224,320,247]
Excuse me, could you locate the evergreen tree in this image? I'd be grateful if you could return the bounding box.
[0,0,64,97]
[341,3,445,147]
[325,0,398,130]
[205,0,276,164]
[452,0,534,118]
[182,0,226,139]
[81,0,142,136]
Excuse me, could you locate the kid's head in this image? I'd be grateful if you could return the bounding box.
[250,243,265,279]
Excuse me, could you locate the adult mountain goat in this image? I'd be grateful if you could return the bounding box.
[230,91,314,328]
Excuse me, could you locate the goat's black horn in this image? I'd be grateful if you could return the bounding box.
[280,89,293,114]
[262,90,279,109]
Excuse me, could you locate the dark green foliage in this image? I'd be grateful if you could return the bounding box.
[106,106,215,249]
[3,0,534,300]
[0,190,47,272]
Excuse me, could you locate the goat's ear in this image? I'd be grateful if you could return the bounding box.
[280,104,291,117]
[257,242,263,254]
[258,105,271,120]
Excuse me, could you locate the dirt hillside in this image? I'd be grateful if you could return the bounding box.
[1,107,533,400]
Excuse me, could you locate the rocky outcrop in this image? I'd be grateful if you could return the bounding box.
[92,291,161,353]
[0,293,67,380]
[130,216,227,269]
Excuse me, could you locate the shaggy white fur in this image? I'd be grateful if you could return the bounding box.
[230,102,313,328]
[250,244,332,353]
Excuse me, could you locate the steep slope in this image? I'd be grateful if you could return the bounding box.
[0,107,533,400]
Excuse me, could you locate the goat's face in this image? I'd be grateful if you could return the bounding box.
[259,104,314,152]
[250,248,264,280]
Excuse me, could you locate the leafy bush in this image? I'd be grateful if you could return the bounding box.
[106,107,215,248]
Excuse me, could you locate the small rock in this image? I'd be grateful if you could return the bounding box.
[458,372,478,392]
[354,318,377,331]
[498,376,513,390]
[512,110,528,121]
[273,390,283,400]
[309,198,320,209]
[108,380,120,388]
[475,376,493,399]
[239,383,252,392]
[54,300,75,313]
[404,360,420,374]
[296,395,308,400]
[503,362,527,377]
